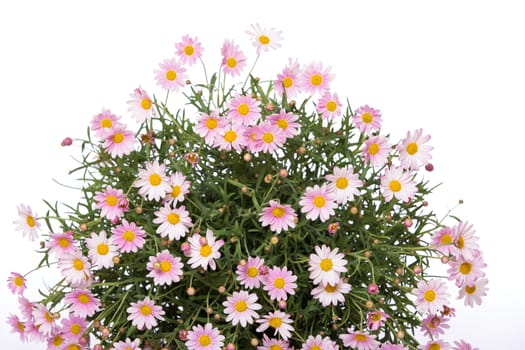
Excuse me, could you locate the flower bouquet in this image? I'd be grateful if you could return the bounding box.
[7,24,487,350]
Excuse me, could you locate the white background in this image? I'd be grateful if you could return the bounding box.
[1,1,523,348]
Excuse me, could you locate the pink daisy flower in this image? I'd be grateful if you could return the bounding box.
[267,109,300,138]
[447,253,486,287]
[221,39,247,77]
[236,256,266,289]
[380,342,409,350]
[195,110,227,145]
[103,125,136,158]
[298,61,334,95]
[259,200,297,234]
[112,219,146,253]
[90,109,122,138]
[94,186,128,222]
[153,203,193,241]
[311,279,352,307]
[302,334,339,350]
[246,23,283,54]
[126,297,165,331]
[47,231,76,258]
[299,184,337,222]
[352,105,382,134]
[127,86,156,123]
[222,290,262,327]
[431,226,457,256]
[18,296,34,320]
[228,95,262,126]
[187,229,224,271]
[256,310,294,340]
[325,166,363,204]
[85,230,118,269]
[317,91,343,120]
[214,123,248,152]
[6,314,27,342]
[421,339,450,350]
[452,340,479,350]
[64,289,101,318]
[257,335,292,350]
[413,279,450,314]
[134,160,172,201]
[61,314,88,340]
[167,171,191,205]
[452,221,480,261]
[380,166,417,202]
[362,135,392,168]
[186,322,225,350]
[252,122,286,153]
[112,337,142,350]
[308,244,348,286]
[262,266,297,301]
[275,58,301,98]
[396,129,433,170]
[48,333,65,349]
[175,34,204,66]
[339,327,380,350]
[458,278,489,307]
[32,303,57,337]
[146,249,184,286]
[366,310,390,331]
[13,203,40,241]
[154,58,187,91]
[58,251,92,287]
[420,313,449,338]
[7,272,26,295]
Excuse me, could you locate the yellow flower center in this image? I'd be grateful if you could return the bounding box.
[45,312,53,323]
[263,132,274,144]
[429,344,441,350]
[17,322,25,332]
[26,215,36,227]
[171,185,181,197]
[368,143,380,155]
[276,118,288,129]
[70,323,82,335]
[465,284,476,294]
[149,173,162,186]
[58,237,70,248]
[310,74,323,86]
[68,345,81,350]
[206,118,218,130]
[73,258,84,271]
[361,112,373,124]
[14,276,24,287]
[457,236,465,249]
[237,103,250,116]
[184,45,194,56]
[459,262,472,275]
[282,77,293,88]
[160,260,172,273]
[166,70,177,81]
[371,312,382,322]
[227,57,237,68]
[77,293,90,304]
[123,230,135,242]
[200,244,212,257]
[106,195,118,207]
[224,130,237,143]
[320,258,333,272]
[326,100,337,112]
[247,266,259,278]
[424,289,436,302]
[335,177,348,189]
[140,305,152,315]
[167,213,180,225]
[113,132,124,144]
[199,335,211,346]
[97,243,109,256]
[324,284,337,293]
[406,142,418,155]
[354,334,367,342]
[272,207,285,218]
[440,234,453,245]
[311,346,321,350]
[258,35,270,45]
[313,195,326,208]
[269,317,282,328]
[140,97,152,110]
[52,334,63,346]
[101,118,112,129]
[274,277,285,289]
[389,180,402,193]
[235,300,248,312]
[270,346,283,350]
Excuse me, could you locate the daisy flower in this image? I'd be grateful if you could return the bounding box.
[308,244,347,286]
[311,279,352,307]
[154,58,187,91]
[146,249,184,285]
[430,226,457,256]
[325,166,363,204]
[262,266,297,301]
[18,296,34,320]
[48,333,65,349]
[352,105,382,134]
[362,135,392,168]
[64,289,101,318]
[275,58,301,98]
[339,327,380,350]
[187,229,224,271]
[134,160,172,201]
[420,339,450,350]
[267,109,300,138]
[112,337,142,350]
[94,186,127,222]
[452,221,480,261]
[61,314,88,340]
[367,310,390,331]
[153,203,193,241]
[380,166,417,202]
[253,122,286,153]
[236,256,266,289]
[47,231,76,258]
[184,152,200,167]
[452,340,479,350]
[167,171,191,205]
[447,252,486,287]
[58,251,92,287]
[246,23,283,54]
[420,313,449,339]
[85,230,119,269]
[317,91,343,120]
[228,94,261,126]
[112,219,146,253]
[214,123,248,152]
[458,278,489,307]
[256,310,294,340]
[257,335,292,350]
[13,204,40,241]
[396,128,433,170]
[32,303,57,337]
[222,290,262,327]
[103,125,136,158]
[221,39,247,77]
[259,200,297,234]
[302,334,339,350]
[175,34,204,66]
[413,279,450,314]
[7,272,26,295]
[127,297,165,331]
[380,343,409,350]
[186,323,225,350]
[127,86,156,123]
[90,109,121,138]
[7,314,27,342]
[195,110,226,145]
[299,184,337,222]
[298,61,334,95]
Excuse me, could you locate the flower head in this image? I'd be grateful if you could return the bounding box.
[112,219,146,253]
[61,314,88,341]
[153,203,193,241]
[223,290,262,327]
[339,327,380,350]
[420,313,449,338]
[301,334,339,350]
[413,279,450,314]
[155,58,187,91]
[127,297,165,330]
[90,109,121,138]
[236,256,265,289]
[317,91,342,120]
[421,339,450,350]
[308,244,348,286]
[146,249,184,285]
[299,61,334,95]
[452,221,480,261]
[353,105,382,134]
[259,200,297,234]
[6,314,27,342]
[195,110,227,145]
[94,186,128,222]
[127,86,156,123]
[111,337,142,350]
[458,278,489,307]
[267,108,300,138]
[85,230,118,269]
[396,129,433,170]
[380,166,417,202]
[325,166,363,204]
[246,23,283,54]
[275,58,301,98]
[367,310,390,331]
[262,266,297,301]
[186,323,225,350]
[452,340,479,350]
[175,34,204,65]
[311,279,352,307]
[64,288,101,318]
[13,204,40,241]
[221,39,246,76]
[7,272,26,295]
[134,160,172,201]
[187,229,224,270]
[58,251,92,287]
[362,135,392,168]
[299,184,337,222]
[256,310,294,340]
[103,125,136,158]
[47,231,76,258]
[228,94,261,126]
[257,335,292,350]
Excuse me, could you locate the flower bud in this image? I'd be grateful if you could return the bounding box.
[250,338,259,346]
[79,223,88,232]
[218,285,226,294]
[243,153,252,162]
[367,283,379,295]
[350,207,359,215]
[186,287,196,296]
[179,329,188,341]
[413,265,422,274]
[425,163,434,171]
[278,169,288,178]
[264,174,273,183]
